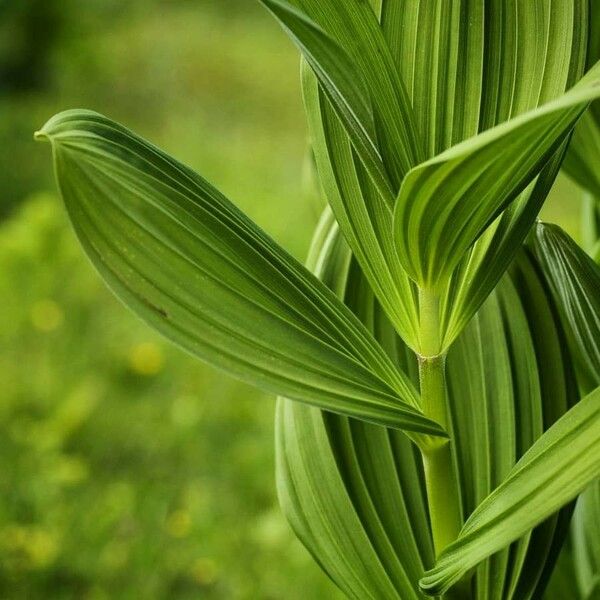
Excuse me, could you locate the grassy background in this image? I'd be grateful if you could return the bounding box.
[0,1,584,598]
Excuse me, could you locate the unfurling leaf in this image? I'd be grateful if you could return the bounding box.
[394,61,600,291]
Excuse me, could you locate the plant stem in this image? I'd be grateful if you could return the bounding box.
[418,287,442,358]
[419,355,462,554]
[417,289,463,557]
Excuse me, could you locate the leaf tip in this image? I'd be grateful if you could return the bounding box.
[34,108,105,146]
[418,567,460,597]
[33,129,49,143]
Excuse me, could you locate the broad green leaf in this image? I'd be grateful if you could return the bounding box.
[445,248,577,599]
[381,0,586,158]
[35,109,446,437]
[531,222,600,388]
[421,386,600,596]
[393,61,600,292]
[277,211,430,600]
[503,250,579,599]
[382,2,586,349]
[399,0,587,353]
[381,0,484,157]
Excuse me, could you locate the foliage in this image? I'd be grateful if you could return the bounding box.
[24,1,600,599]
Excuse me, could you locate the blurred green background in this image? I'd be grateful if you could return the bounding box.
[0,1,584,599]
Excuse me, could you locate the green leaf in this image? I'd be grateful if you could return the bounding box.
[573,481,600,598]
[260,0,421,199]
[562,0,600,200]
[301,1,587,354]
[531,222,600,388]
[445,248,577,599]
[259,0,391,202]
[278,214,577,599]
[393,60,600,291]
[302,64,421,350]
[277,210,430,600]
[383,3,587,349]
[35,109,446,437]
[381,0,484,158]
[502,250,579,599]
[380,2,587,352]
[420,385,600,596]
[381,0,586,158]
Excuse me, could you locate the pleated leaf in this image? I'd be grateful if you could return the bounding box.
[531,222,600,388]
[278,213,577,599]
[421,385,600,596]
[392,0,586,353]
[562,0,600,200]
[381,0,586,159]
[277,211,430,600]
[35,109,447,436]
[393,61,600,291]
[260,0,421,199]
[572,482,600,598]
[295,0,587,354]
[446,248,578,600]
[302,64,421,350]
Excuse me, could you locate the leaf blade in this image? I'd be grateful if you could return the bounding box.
[260,0,421,197]
[420,386,600,596]
[393,61,600,292]
[36,109,445,437]
[531,222,600,388]
[277,210,428,600]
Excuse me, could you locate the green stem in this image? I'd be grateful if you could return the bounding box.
[418,287,442,358]
[419,355,462,555]
[417,289,463,559]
